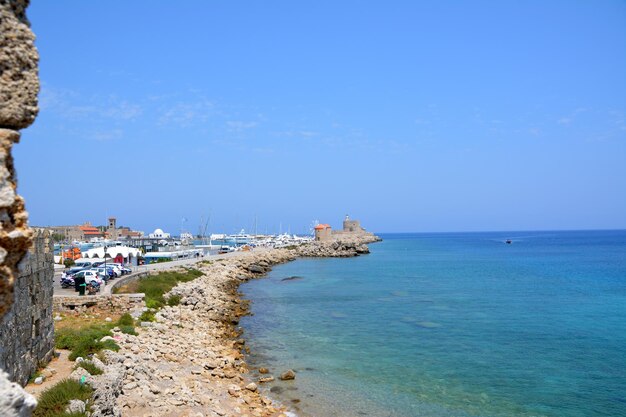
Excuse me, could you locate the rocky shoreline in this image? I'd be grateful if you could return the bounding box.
[83,236,380,417]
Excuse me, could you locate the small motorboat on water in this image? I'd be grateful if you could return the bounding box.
[505,239,512,244]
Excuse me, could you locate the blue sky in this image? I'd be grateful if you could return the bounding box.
[14,0,626,234]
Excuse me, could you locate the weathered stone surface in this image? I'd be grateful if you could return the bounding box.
[0,0,39,129]
[65,399,86,414]
[247,264,265,274]
[0,128,33,320]
[0,228,54,386]
[0,5,48,416]
[52,293,145,314]
[294,235,380,258]
[71,351,126,417]
[0,369,36,417]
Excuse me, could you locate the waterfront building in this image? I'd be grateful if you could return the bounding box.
[81,245,142,265]
[149,228,171,239]
[143,247,203,264]
[343,215,365,233]
[104,217,144,240]
[42,217,143,242]
[46,222,104,242]
[315,215,376,241]
[314,224,332,241]
[121,228,175,252]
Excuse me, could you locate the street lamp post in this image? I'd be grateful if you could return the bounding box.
[104,245,108,284]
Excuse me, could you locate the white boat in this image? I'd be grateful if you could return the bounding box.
[180,232,194,243]
[226,229,253,245]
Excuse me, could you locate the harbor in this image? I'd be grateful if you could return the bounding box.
[50,217,316,266]
[46,216,378,298]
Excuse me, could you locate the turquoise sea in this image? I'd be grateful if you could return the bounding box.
[239,231,626,417]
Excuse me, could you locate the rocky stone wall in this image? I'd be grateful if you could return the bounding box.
[0,1,41,415]
[0,0,38,325]
[0,229,54,387]
[53,293,146,314]
[0,0,39,130]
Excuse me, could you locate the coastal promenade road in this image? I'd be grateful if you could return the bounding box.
[52,249,266,297]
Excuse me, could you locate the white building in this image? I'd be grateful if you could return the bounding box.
[81,245,142,265]
[148,228,171,239]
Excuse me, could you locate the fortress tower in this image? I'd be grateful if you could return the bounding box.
[107,217,118,239]
[343,214,363,233]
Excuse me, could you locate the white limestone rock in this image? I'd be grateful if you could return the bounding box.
[0,370,37,417]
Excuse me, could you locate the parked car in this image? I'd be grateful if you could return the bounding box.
[72,270,104,286]
[103,266,117,278]
[92,262,121,277]
[67,266,88,275]
[74,259,102,268]
[91,267,114,281]
[109,263,132,275]
[104,266,118,278]
[108,265,122,277]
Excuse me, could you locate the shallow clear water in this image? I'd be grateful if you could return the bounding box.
[239,231,626,417]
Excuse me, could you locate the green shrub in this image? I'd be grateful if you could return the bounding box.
[167,294,181,306]
[155,257,172,263]
[138,311,155,322]
[69,338,104,361]
[119,325,137,335]
[101,339,120,352]
[145,298,163,309]
[63,258,75,268]
[116,268,203,310]
[55,324,119,361]
[74,361,103,376]
[117,313,134,326]
[33,378,92,417]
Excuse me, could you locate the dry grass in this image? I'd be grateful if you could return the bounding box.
[54,312,122,331]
